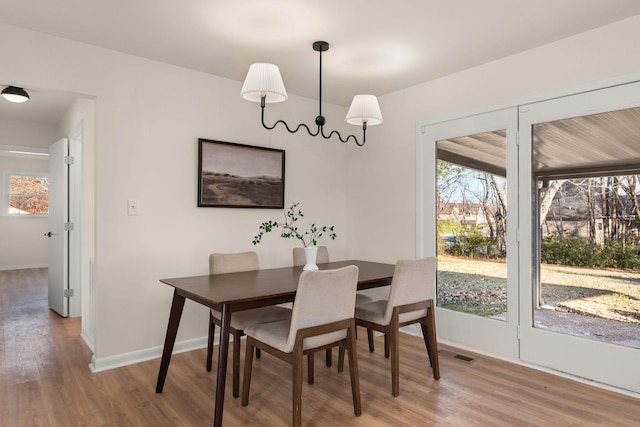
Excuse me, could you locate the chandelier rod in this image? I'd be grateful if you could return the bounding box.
[316,41,325,125]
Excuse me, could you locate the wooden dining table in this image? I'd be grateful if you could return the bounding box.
[155,259,395,427]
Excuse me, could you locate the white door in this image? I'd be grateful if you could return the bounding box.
[48,138,69,317]
[419,107,519,358]
[519,81,640,393]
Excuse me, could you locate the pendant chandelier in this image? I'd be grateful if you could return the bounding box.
[240,41,383,146]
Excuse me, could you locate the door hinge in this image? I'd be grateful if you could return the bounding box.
[517,325,521,340]
[64,155,75,164]
[64,222,75,231]
[64,289,74,298]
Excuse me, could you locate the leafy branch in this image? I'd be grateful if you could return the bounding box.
[252,202,337,247]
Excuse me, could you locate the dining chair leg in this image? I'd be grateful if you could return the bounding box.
[241,339,255,407]
[207,313,215,372]
[325,348,332,367]
[293,345,304,427]
[256,348,261,359]
[390,314,400,397]
[308,352,314,384]
[424,306,440,380]
[337,346,345,373]
[384,333,390,359]
[420,320,433,366]
[367,328,375,352]
[233,331,241,398]
[420,320,440,380]
[346,323,362,416]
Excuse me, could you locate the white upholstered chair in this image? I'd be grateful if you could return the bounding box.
[292,246,374,367]
[241,266,361,426]
[339,257,440,396]
[206,251,291,398]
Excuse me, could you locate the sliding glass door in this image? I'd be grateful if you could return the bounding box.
[419,108,519,358]
[419,80,640,394]
[519,81,640,394]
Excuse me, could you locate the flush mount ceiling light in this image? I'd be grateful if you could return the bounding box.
[1,86,30,103]
[241,41,383,146]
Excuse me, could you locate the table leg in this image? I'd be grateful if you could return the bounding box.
[214,304,231,427]
[156,290,186,393]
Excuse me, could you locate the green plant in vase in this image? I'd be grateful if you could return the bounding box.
[252,202,336,248]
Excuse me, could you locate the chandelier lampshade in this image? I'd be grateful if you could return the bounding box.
[241,63,288,104]
[346,94,383,126]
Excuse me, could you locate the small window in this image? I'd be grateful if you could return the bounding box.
[3,171,49,215]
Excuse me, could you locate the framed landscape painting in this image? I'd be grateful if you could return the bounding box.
[198,139,285,208]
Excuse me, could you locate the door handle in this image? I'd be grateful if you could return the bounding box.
[44,232,52,237]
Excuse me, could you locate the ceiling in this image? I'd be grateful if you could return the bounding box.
[2,1,640,125]
[437,106,640,178]
[533,107,640,178]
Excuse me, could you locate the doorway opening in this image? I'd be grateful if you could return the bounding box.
[0,91,95,353]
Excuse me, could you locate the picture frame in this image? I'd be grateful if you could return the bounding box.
[198,138,285,208]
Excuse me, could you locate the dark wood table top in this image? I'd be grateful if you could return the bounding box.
[160,260,395,310]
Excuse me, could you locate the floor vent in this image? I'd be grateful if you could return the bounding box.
[453,354,476,363]
[439,349,476,363]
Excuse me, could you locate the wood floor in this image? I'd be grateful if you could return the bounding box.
[2,268,640,426]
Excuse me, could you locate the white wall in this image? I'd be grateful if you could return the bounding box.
[0,23,351,366]
[0,118,57,148]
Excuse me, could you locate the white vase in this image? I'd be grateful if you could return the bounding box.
[303,246,319,270]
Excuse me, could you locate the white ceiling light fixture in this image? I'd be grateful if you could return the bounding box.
[1,86,30,103]
[241,41,383,146]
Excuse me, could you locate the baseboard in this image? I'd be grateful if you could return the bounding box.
[0,263,47,271]
[89,336,209,373]
[88,327,420,374]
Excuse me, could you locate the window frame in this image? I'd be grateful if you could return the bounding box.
[1,169,50,217]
